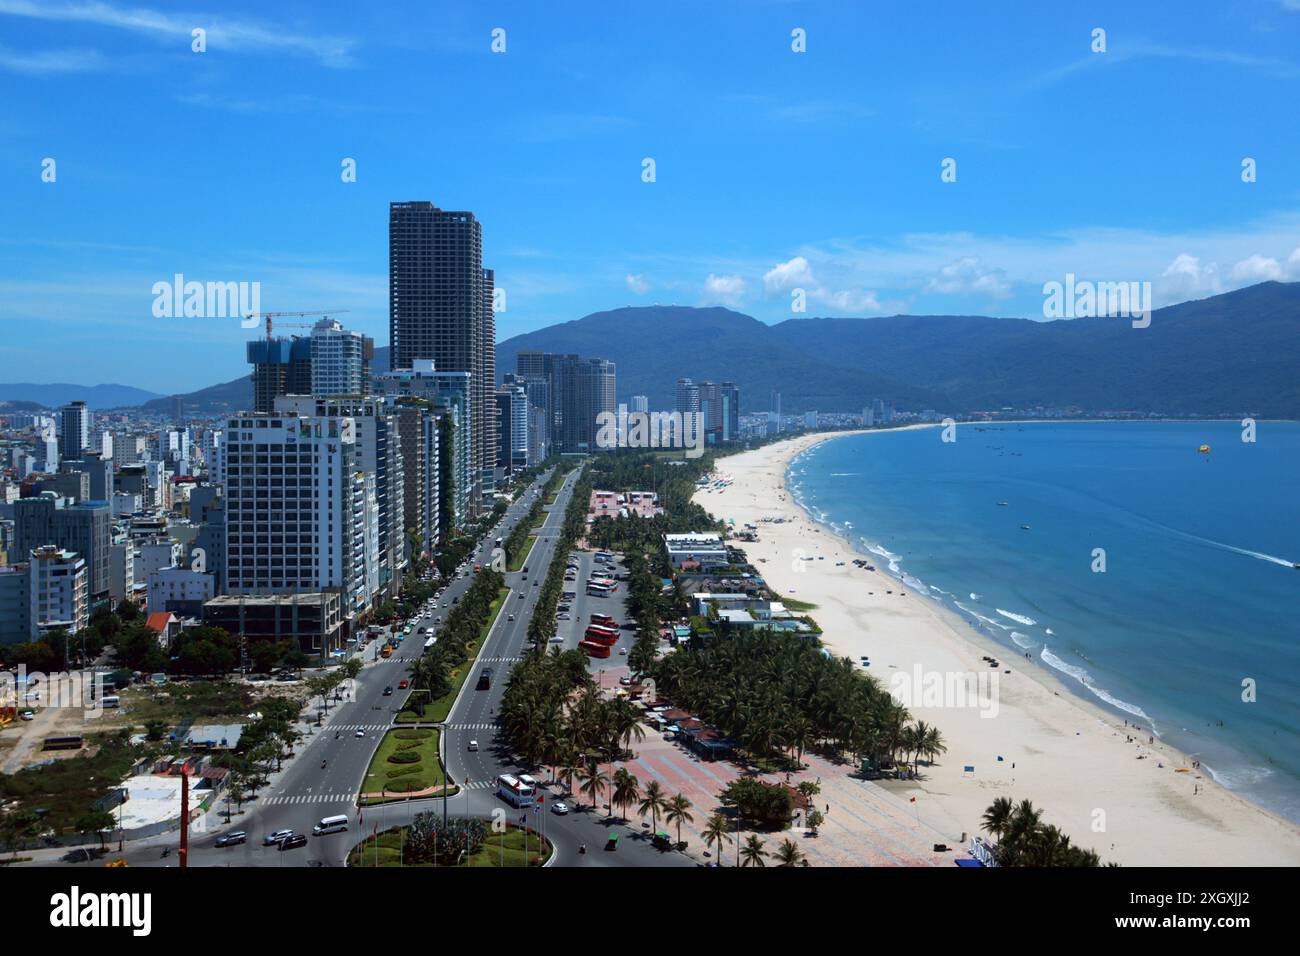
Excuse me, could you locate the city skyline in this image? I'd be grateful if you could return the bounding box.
[5,1,1300,390]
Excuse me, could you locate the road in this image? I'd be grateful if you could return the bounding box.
[103,466,688,868]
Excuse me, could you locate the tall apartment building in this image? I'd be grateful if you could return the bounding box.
[59,400,91,462]
[222,413,379,625]
[275,395,405,597]
[375,362,472,532]
[12,494,110,607]
[388,201,495,510]
[393,404,441,556]
[29,545,89,638]
[516,352,615,454]
[495,383,529,475]
[247,337,312,413]
[697,381,741,445]
[309,317,374,398]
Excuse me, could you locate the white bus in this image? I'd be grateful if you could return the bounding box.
[586,582,611,597]
[497,773,536,808]
[313,814,349,835]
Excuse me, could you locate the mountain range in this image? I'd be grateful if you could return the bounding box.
[4,282,1298,417]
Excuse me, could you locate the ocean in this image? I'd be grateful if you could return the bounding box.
[788,421,1300,823]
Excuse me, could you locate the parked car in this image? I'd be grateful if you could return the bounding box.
[263,829,294,846]
[215,831,247,848]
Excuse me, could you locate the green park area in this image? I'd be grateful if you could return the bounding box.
[348,822,551,867]
[358,727,453,805]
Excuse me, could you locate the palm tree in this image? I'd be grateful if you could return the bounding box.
[702,813,732,864]
[578,761,609,811]
[637,779,667,832]
[982,796,1014,842]
[665,793,694,846]
[610,768,640,821]
[774,838,806,867]
[740,834,768,867]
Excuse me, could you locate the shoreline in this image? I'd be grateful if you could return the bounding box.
[696,428,1300,865]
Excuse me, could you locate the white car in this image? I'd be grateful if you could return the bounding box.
[557,613,570,621]
[468,739,479,751]
[550,802,570,815]
[355,729,365,738]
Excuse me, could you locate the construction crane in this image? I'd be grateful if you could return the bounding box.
[245,309,351,341]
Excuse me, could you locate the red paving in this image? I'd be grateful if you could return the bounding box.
[595,670,948,866]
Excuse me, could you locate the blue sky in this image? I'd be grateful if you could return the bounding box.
[2,0,1300,393]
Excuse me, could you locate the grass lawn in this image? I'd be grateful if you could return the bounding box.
[780,596,819,612]
[507,534,537,572]
[0,732,141,833]
[348,824,551,867]
[395,587,509,725]
[358,727,454,804]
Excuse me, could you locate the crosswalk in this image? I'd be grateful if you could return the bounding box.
[479,655,522,664]
[459,779,494,791]
[447,722,497,731]
[261,791,359,805]
[330,723,392,732]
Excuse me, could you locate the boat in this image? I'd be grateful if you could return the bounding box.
[997,501,1009,506]
[1020,524,1031,530]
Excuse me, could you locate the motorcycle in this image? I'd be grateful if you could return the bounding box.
[321,759,327,770]
[578,844,586,855]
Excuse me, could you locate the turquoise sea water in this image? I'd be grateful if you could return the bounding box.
[788,421,1300,822]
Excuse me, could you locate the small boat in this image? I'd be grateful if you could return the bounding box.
[1294,563,1300,570]
[997,501,1009,506]
[1020,524,1031,530]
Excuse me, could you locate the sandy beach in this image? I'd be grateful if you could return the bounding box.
[695,429,1300,865]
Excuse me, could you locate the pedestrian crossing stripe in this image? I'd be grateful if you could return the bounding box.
[263,792,359,805]
[446,722,496,730]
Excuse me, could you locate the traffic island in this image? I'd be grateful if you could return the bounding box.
[347,821,552,867]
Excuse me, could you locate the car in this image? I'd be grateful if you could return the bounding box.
[557,613,570,621]
[355,729,366,738]
[619,648,628,655]
[467,739,479,751]
[278,833,308,851]
[619,676,632,686]
[534,580,539,587]
[507,613,515,621]
[398,679,409,689]
[215,831,247,847]
[518,592,525,599]
[549,636,564,643]
[263,829,295,846]
[19,709,34,721]
[550,801,570,815]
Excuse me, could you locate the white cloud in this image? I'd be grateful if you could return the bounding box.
[925,256,1012,298]
[0,0,357,67]
[1231,254,1284,282]
[625,273,650,295]
[701,273,747,308]
[1288,247,1300,278]
[1159,253,1222,301]
[0,42,106,74]
[762,255,883,314]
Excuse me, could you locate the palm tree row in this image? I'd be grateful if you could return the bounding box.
[651,628,945,773]
[981,796,1106,867]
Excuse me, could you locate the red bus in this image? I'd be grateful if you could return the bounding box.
[585,630,617,646]
[590,614,617,628]
[579,640,611,658]
[585,624,618,640]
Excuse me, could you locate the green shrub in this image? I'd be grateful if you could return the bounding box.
[387,750,421,764]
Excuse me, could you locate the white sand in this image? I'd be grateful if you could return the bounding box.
[695,429,1300,865]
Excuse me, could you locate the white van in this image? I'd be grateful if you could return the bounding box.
[100,695,121,709]
[313,814,349,835]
